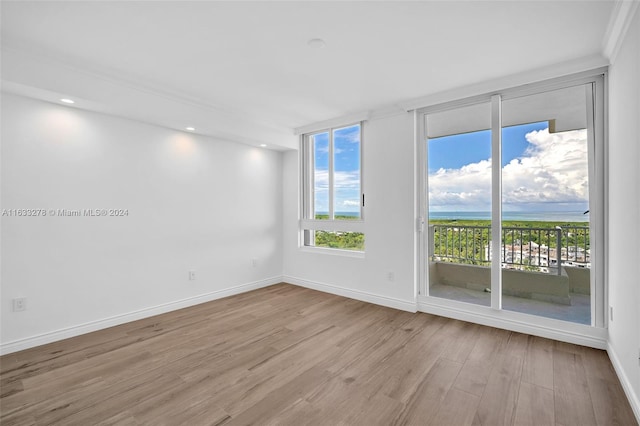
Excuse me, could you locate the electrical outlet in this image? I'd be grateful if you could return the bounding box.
[189,270,196,281]
[12,298,26,312]
[387,271,395,282]
[251,258,258,268]
[609,306,613,322]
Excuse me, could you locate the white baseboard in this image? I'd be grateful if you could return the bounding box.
[283,275,417,313]
[418,299,608,349]
[607,343,640,424]
[0,276,282,355]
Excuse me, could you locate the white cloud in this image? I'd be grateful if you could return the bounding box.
[315,170,360,188]
[336,126,361,144]
[429,128,589,211]
[314,169,361,211]
[334,170,360,189]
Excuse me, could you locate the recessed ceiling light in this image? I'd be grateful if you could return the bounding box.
[185,127,195,131]
[308,38,326,49]
[260,144,267,147]
[60,98,75,104]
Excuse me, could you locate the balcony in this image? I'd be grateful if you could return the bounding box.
[428,224,591,324]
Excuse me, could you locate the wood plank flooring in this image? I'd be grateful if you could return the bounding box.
[1,283,636,426]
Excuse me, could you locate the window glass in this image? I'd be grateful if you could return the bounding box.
[312,132,330,219]
[303,123,364,251]
[333,125,361,220]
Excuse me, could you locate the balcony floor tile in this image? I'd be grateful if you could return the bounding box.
[430,283,590,325]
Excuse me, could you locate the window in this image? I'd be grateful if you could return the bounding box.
[301,123,364,252]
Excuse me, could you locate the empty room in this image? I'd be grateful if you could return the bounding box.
[1,1,639,425]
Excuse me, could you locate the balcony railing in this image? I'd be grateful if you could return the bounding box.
[429,224,590,274]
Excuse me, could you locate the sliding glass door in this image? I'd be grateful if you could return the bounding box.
[426,101,493,307]
[420,74,604,327]
[500,84,593,324]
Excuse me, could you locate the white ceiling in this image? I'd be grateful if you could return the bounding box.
[0,1,619,150]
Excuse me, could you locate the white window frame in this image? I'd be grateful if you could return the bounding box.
[300,122,365,252]
[416,69,607,335]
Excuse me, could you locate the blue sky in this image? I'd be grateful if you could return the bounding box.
[312,120,589,216]
[428,122,590,213]
[314,124,361,215]
[428,122,548,173]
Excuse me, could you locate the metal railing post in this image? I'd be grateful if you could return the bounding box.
[556,227,562,275]
[428,225,435,260]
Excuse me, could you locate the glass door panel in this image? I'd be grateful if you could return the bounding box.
[500,84,592,324]
[426,102,493,306]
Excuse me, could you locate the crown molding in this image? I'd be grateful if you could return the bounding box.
[369,104,409,121]
[0,39,293,136]
[1,40,298,150]
[293,111,371,135]
[291,53,609,133]
[292,103,411,137]
[603,0,640,63]
[397,54,609,113]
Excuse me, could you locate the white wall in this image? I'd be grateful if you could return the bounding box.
[283,113,417,311]
[1,94,283,350]
[607,5,640,417]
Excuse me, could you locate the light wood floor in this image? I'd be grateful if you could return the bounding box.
[1,283,636,426]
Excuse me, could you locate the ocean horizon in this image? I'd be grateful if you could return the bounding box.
[429,211,589,222]
[325,210,589,222]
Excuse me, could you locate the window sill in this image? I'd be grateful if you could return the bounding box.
[300,219,364,233]
[299,246,365,259]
